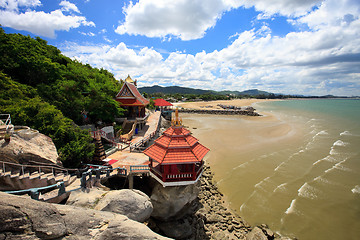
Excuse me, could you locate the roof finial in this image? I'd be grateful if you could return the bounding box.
[172,108,182,127]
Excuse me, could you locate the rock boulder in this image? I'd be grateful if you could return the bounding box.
[150,180,200,221]
[0,129,59,165]
[0,192,169,240]
[94,189,153,222]
[67,188,153,223]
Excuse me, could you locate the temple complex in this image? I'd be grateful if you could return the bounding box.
[115,75,149,119]
[143,109,209,187]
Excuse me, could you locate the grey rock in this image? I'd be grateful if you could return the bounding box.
[95,189,153,222]
[0,192,169,240]
[246,227,268,240]
[156,218,192,239]
[150,180,200,221]
[67,188,153,223]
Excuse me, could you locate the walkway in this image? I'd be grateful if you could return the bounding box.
[107,111,161,174]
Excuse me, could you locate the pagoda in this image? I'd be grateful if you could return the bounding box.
[115,75,149,119]
[143,109,209,187]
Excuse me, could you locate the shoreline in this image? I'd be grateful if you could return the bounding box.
[193,164,291,240]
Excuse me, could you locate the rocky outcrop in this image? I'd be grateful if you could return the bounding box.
[148,166,293,239]
[150,179,200,221]
[0,129,59,165]
[0,192,169,240]
[67,188,153,223]
[95,189,153,222]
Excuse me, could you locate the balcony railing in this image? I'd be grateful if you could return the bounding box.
[150,163,204,183]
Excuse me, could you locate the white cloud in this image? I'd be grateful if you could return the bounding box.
[0,0,41,12]
[114,0,325,41]
[115,0,239,40]
[60,0,80,13]
[240,0,323,17]
[0,0,94,38]
[295,0,360,29]
[61,0,360,96]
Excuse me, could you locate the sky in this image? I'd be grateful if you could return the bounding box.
[1,0,360,96]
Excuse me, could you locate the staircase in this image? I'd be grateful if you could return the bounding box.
[0,161,78,202]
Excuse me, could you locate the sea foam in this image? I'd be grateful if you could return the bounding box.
[298,182,318,199]
[273,183,287,193]
[351,185,360,194]
[285,199,297,214]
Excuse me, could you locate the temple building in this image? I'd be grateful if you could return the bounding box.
[143,109,209,187]
[115,75,149,119]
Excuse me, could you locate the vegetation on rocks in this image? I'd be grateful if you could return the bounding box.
[0,28,124,167]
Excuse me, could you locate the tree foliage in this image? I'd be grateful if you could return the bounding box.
[0,28,124,167]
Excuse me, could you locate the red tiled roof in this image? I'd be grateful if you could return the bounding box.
[115,81,149,106]
[143,125,209,164]
[154,98,173,107]
[163,126,191,137]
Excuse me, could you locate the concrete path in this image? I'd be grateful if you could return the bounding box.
[107,111,161,171]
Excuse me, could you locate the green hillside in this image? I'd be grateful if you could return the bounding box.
[139,85,216,95]
[139,85,272,97]
[0,28,124,167]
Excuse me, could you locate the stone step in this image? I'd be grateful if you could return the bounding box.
[29,171,42,179]
[10,172,21,178]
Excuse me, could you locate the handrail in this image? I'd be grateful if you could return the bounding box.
[130,113,162,152]
[0,114,12,131]
[5,181,65,195]
[130,165,149,172]
[0,160,70,172]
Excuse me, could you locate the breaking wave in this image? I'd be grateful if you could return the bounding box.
[285,199,297,214]
[298,182,318,199]
[351,185,360,194]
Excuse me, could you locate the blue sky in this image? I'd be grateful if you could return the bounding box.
[1,0,360,96]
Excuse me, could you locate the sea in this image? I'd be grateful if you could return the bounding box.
[182,99,360,240]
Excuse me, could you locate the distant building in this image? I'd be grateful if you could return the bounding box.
[143,109,209,187]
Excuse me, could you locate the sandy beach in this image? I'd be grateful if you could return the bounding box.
[173,98,277,110]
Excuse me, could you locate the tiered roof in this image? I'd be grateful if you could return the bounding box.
[115,76,149,106]
[143,112,209,165]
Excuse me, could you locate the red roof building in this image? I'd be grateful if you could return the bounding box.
[115,75,149,118]
[154,98,173,107]
[143,109,209,187]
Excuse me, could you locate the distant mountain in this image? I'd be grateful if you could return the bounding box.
[238,89,272,96]
[139,85,272,96]
[138,85,215,95]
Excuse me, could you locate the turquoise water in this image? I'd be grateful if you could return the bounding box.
[251,99,360,239]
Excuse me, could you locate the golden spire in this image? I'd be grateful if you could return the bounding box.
[172,108,182,126]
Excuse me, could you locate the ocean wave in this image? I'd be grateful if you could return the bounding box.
[314,130,328,138]
[340,131,352,136]
[233,162,249,170]
[324,159,351,173]
[274,162,286,171]
[333,140,348,147]
[273,183,287,193]
[298,182,318,199]
[313,176,332,184]
[351,185,360,194]
[285,199,297,214]
[254,176,271,189]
